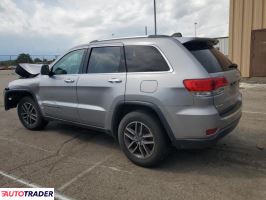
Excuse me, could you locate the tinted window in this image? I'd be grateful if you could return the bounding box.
[52,49,85,75]
[88,47,125,73]
[125,45,169,72]
[185,42,233,73]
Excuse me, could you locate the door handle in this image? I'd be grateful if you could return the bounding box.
[64,79,75,83]
[108,78,122,83]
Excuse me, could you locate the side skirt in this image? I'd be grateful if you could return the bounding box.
[44,116,113,136]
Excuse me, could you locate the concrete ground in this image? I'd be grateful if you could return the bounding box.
[0,70,265,200]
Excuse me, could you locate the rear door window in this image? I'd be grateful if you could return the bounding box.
[87,46,125,73]
[125,45,170,72]
[185,42,234,73]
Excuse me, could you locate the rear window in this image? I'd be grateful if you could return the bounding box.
[125,45,170,72]
[185,42,233,73]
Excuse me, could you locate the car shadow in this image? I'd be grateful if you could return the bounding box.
[44,121,266,178]
[45,121,119,149]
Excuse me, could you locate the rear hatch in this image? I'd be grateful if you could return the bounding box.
[183,39,241,115]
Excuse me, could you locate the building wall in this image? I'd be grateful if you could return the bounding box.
[214,37,229,56]
[229,0,266,77]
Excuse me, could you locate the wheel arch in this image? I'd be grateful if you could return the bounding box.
[110,101,175,143]
[4,88,38,111]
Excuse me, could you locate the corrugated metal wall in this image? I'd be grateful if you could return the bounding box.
[229,0,266,77]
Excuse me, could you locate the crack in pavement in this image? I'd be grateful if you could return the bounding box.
[42,134,100,173]
[47,134,81,173]
[0,132,104,180]
[5,135,80,175]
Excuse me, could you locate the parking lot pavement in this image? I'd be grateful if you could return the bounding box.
[0,70,266,200]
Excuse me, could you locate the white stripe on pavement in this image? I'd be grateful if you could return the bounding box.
[0,136,54,153]
[58,155,112,191]
[0,170,74,200]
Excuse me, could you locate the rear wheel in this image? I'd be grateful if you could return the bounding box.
[118,111,169,167]
[17,97,48,130]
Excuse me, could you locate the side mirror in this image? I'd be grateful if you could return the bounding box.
[40,64,51,76]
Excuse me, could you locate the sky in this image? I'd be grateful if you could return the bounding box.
[0,0,229,55]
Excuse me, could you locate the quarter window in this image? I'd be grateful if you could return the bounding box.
[87,47,125,73]
[52,49,85,75]
[125,45,169,72]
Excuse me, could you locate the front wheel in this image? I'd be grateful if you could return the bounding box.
[17,97,48,130]
[118,111,169,167]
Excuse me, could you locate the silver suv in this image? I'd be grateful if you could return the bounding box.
[4,36,242,167]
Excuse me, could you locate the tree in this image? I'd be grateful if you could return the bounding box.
[43,58,48,63]
[33,58,42,63]
[16,53,33,64]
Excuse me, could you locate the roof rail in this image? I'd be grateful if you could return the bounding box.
[89,35,149,43]
[147,35,170,38]
[89,34,178,43]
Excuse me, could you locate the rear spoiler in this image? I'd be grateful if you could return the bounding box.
[173,37,219,46]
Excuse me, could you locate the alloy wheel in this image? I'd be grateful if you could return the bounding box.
[20,102,38,126]
[123,121,155,159]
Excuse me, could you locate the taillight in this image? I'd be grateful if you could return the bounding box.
[183,77,228,92]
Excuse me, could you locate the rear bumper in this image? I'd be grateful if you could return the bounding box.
[167,98,242,149]
[172,116,241,149]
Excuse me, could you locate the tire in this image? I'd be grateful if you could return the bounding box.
[118,110,169,167]
[17,96,48,130]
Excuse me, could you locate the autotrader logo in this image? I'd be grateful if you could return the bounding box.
[0,188,54,200]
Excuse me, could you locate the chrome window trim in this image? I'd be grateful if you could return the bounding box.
[83,43,174,75]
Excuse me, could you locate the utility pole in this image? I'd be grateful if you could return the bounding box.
[154,0,157,35]
[145,26,148,35]
[194,22,198,37]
